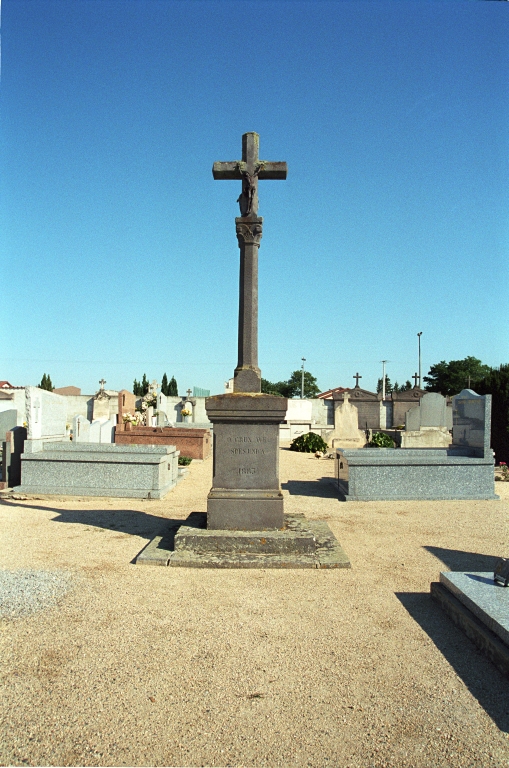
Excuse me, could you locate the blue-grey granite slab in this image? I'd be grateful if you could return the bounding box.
[440,571,509,647]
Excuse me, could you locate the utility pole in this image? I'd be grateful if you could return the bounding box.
[381,360,387,400]
[301,358,306,399]
[417,332,422,388]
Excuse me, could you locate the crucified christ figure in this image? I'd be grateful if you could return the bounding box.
[237,162,264,217]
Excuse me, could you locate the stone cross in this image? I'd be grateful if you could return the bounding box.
[99,379,106,391]
[353,373,362,387]
[150,380,159,394]
[33,399,40,424]
[186,389,192,399]
[412,372,419,388]
[213,132,287,392]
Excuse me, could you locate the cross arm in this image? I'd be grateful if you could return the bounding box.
[213,162,241,180]
[212,161,288,180]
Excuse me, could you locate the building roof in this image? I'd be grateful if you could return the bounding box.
[317,387,349,400]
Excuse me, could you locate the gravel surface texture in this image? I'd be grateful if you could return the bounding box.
[0,447,508,768]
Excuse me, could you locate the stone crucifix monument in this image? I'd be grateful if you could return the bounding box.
[136,132,350,567]
[205,132,288,530]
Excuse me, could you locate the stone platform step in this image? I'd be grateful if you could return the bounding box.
[136,513,350,569]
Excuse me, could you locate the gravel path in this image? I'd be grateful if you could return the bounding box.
[1,448,508,767]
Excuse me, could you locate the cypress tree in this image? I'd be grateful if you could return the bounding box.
[168,376,178,396]
[141,373,149,395]
[161,373,169,396]
[39,373,53,391]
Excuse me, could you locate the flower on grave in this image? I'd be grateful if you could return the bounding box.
[500,462,507,466]
[181,408,192,417]
[123,412,138,424]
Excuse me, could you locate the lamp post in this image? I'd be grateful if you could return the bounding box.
[301,358,306,399]
[381,360,387,400]
[417,332,423,387]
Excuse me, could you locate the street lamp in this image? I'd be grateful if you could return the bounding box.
[301,358,306,399]
[417,332,423,388]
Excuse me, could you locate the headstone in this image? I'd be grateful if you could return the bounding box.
[93,380,111,421]
[89,420,102,442]
[1,426,27,488]
[331,392,366,449]
[406,392,449,430]
[25,386,67,441]
[73,415,90,443]
[452,389,491,457]
[146,405,154,426]
[117,390,137,424]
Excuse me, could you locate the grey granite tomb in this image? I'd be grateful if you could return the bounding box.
[137,133,350,568]
[431,571,509,678]
[14,441,179,499]
[335,389,497,501]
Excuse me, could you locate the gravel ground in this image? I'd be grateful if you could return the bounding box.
[1,447,508,768]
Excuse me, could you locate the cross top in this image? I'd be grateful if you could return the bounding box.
[150,379,159,393]
[213,132,287,217]
[412,372,419,388]
[186,388,192,399]
[99,379,106,390]
[353,373,362,387]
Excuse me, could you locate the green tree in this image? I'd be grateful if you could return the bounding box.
[476,364,509,465]
[133,379,140,396]
[376,377,392,394]
[424,357,492,396]
[168,376,178,396]
[141,373,149,395]
[161,373,169,396]
[39,373,53,391]
[261,378,290,397]
[286,370,320,399]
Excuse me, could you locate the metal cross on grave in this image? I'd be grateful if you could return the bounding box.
[213,132,287,218]
[213,133,287,393]
[412,372,419,388]
[353,373,362,388]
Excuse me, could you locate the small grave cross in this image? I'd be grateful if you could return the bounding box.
[150,379,159,394]
[99,379,106,391]
[353,373,362,387]
[186,389,192,399]
[213,132,287,217]
[33,399,40,424]
[412,372,419,388]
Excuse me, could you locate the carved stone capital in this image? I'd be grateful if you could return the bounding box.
[235,217,263,247]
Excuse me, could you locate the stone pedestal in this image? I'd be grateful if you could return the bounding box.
[205,393,287,530]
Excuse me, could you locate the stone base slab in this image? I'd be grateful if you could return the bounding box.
[431,579,509,678]
[136,513,351,569]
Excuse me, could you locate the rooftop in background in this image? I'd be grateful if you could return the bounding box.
[53,386,82,396]
[0,381,23,389]
[318,387,349,400]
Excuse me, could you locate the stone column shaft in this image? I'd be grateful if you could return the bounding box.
[234,217,263,393]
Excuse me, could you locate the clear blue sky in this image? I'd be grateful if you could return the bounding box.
[2,0,508,396]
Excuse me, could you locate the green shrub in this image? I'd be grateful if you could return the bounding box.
[178,456,192,466]
[289,432,328,453]
[368,432,395,448]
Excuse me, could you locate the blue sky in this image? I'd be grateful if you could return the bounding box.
[2,0,508,396]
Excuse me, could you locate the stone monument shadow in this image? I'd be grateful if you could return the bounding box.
[281,477,338,499]
[395,591,509,732]
[424,545,500,573]
[0,498,194,541]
